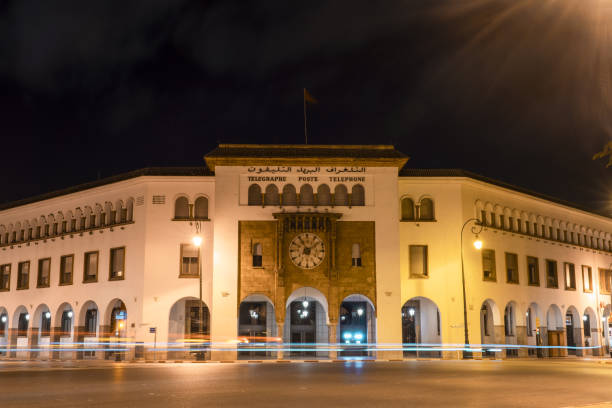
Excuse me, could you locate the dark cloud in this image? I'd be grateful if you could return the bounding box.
[0,0,611,212]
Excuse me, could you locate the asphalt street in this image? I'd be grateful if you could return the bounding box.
[1,360,612,408]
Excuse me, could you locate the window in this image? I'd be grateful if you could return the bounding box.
[508,216,514,231]
[490,212,496,228]
[300,184,314,206]
[499,215,505,229]
[83,251,98,282]
[564,263,576,290]
[17,261,29,290]
[180,244,199,276]
[174,197,190,219]
[409,245,428,276]
[351,185,365,206]
[541,225,545,237]
[419,199,434,220]
[334,185,348,206]
[59,255,73,285]
[583,313,591,338]
[505,253,518,284]
[525,221,530,235]
[352,243,362,267]
[583,265,593,292]
[546,260,558,288]
[282,184,297,206]
[482,249,496,281]
[481,210,487,226]
[527,256,539,286]
[599,268,612,294]
[549,226,553,238]
[248,184,262,206]
[70,218,76,231]
[0,313,6,336]
[556,229,561,241]
[517,221,522,233]
[110,247,125,280]
[252,243,263,267]
[317,184,331,206]
[85,309,97,335]
[37,310,50,337]
[194,197,208,219]
[37,258,50,288]
[0,264,10,291]
[17,312,28,336]
[264,184,280,206]
[401,198,415,221]
[60,310,72,336]
[504,305,514,336]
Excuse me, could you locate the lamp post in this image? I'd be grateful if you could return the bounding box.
[460,217,483,359]
[192,223,204,360]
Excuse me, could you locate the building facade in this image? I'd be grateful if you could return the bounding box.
[0,145,611,360]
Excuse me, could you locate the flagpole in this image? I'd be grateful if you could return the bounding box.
[303,88,308,144]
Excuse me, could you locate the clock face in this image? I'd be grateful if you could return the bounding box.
[289,233,325,269]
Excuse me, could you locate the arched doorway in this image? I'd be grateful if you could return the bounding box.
[284,287,329,358]
[0,307,8,357]
[338,294,376,357]
[11,305,29,359]
[168,297,210,360]
[565,306,582,356]
[480,299,501,358]
[104,299,127,360]
[32,304,51,360]
[78,300,99,359]
[238,294,277,359]
[402,297,442,358]
[526,303,543,357]
[504,301,519,358]
[55,303,74,360]
[583,307,599,355]
[547,304,564,357]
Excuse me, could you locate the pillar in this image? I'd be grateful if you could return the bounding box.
[328,323,337,359]
[276,320,284,359]
[28,327,39,360]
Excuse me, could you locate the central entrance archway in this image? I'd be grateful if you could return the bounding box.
[338,294,376,357]
[284,287,329,358]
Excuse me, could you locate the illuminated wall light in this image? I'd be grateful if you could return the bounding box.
[473,237,483,250]
[343,332,352,339]
[409,308,415,317]
[1,315,6,323]
[583,315,588,321]
[302,300,309,308]
[25,314,30,321]
[45,312,51,319]
[357,308,364,316]
[67,311,73,318]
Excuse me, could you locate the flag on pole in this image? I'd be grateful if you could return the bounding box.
[304,88,318,104]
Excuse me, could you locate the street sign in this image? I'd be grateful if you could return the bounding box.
[149,327,157,334]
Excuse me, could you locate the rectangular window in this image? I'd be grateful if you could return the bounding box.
[525,221,530,235]
[60,255,74,285]
[482,249,496,281]
[52,223,58,235]
[80,217,86,230]
[570,232,575,244]
[44,224,49,236]
[508,217,514,231]
[37,258,51,288]
[564,262,576,290]
[582,265,593,292]
[352,243,362,267]
[83,251,99,282]
[481,210,487,226]
[61,220,67,233]
[505,252,519,284]
[549,226,553,238]
[541,225,545,237]
[599,268,612,294]
[180,244,199,277]
[0,264,10,291]
[110,247,125,280]
[499,215,505,229]
[70,218,76,231]
[17,261,29,290]
[517,221,522,233]
[90,214,96,227]
[527,256,540,286]
[409,245,428,277]
[564,230,568,242]
[557,229,561,241]
[546,260,558,288]
[252,243,263,267]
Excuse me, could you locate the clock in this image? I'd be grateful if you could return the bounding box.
[289,233,325,269]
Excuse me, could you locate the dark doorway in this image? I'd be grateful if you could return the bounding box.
[402,301,419,357]
[566,313,575,355]
[290,301,316,357]
[339,301,368,356]
[238,302,268,358]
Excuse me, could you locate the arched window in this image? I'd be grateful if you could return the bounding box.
[419,198,434,220]
[401,198,415,220]
[334,185,348,206]
[194,197,208,219]
[317,184,331,206]
[282,184,297,206]
[504,305,514,336]
[264,185,279,206]
[352,243,362,267]
[174,197,190,219]
[300,184,314,206]
[248,184,262,206]
[252,243,263,267]
[351,185,365,206]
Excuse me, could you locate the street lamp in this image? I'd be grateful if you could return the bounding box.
[460,217,484,359]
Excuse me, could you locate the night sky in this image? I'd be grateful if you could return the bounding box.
[1,0,611,212]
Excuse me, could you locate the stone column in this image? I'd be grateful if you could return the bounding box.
[8,328,18,358]
[74,326,85,360]
[276,320,284,359]
[493,326,505,359]
[50,327,61,360]
[516,326,528,357]
[328,323,337,360]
